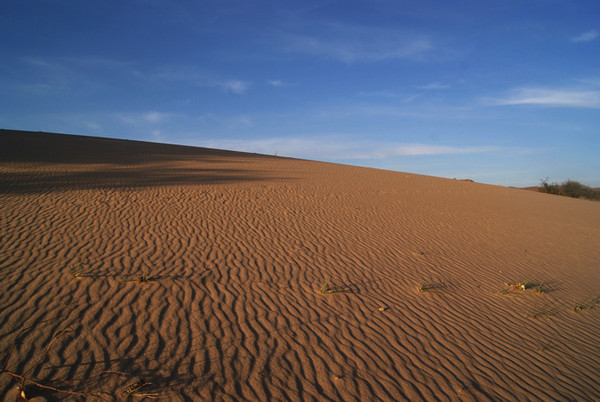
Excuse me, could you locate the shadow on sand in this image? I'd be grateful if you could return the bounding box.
[0,130,291,194]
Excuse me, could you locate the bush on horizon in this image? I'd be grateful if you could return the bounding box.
[539,178,600,200]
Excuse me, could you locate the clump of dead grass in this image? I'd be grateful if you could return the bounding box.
[319,278,351,294]
[0,325,88,399]
[123,381,160,398]
[68,256,91,278]
[573,295,600,313]
[417,281,447,293]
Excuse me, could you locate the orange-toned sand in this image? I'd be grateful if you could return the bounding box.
[1,130,600,401]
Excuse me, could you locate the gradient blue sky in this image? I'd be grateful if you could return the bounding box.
[1,0,599,186]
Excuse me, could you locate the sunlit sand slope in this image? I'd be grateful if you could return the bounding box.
[1,130,600,400]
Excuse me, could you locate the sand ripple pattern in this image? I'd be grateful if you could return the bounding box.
[1,131,600,400]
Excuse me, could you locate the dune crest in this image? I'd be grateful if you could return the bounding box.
[1,130,600,400]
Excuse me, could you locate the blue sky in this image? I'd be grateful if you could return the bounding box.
[1,0,599,186]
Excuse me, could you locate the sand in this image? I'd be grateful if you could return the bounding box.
[1,129,600,401]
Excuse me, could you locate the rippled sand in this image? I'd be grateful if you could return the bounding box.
[1,130,600,400]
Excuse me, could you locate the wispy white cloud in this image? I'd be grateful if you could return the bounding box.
[267,79,297,88]
[142,111,173,123]
[357,89,423,103]
[206,78,249,94]
[15,57,78,94]
[280,22,434,63]
[351,144,498,159]
[349,104,473,119]
[85,121,101,131]
[218,80,250,94]
[577,77,600,86]
[117,111,178,125]
[152,129,165,142]
[403,94,423,103]
[572,30,599,42]
[141,65,250,94]
[10,56,138,96]
[416,82,450,90]
[486,87,600,109]
[23,56,135,71]
[198,137,500,160]
[358,89,403,98]
[194,112,255,130]
[22,56,65,70]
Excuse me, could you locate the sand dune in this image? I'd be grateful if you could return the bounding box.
[1,129,599,401]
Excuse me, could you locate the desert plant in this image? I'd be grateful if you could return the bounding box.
[497,288,516,296]
[319,278,351,294]
[138,269,150,283]
[68,256,90,278]
[539,178,600,200]
[68,265,83,278]
[507,281,536,291]
[123,381,159,398]
[0,326,88,398]
[1,323,158,398]
[539,178,562,195]
[501,280,548,295]
[534,281,547,294]
[562,179,585,198]
[417,281,447,293]
[573,295,600,312]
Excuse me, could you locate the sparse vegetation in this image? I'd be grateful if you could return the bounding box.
[0,326,88,399]
[68,256,90,278]
[417,281,447,293]
[573,295,600,313]
[68,265,84,278]
[539,178,600,200]
[501,280,549,295]
[1,322,162,398]
[319,278,351,294]
[123,381,159,398]
[138,270,150,283]
[534,281,548,295]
